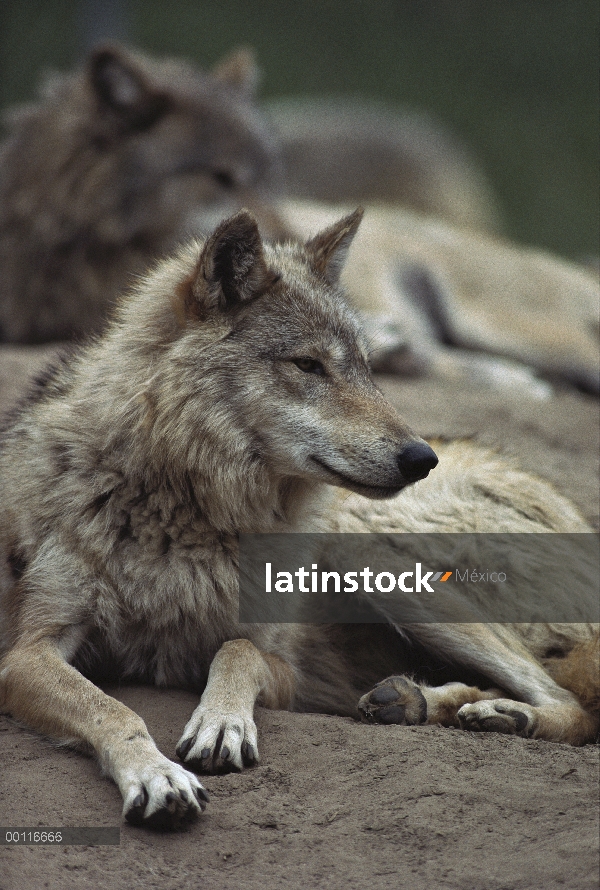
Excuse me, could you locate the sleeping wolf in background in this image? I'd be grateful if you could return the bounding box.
[0,209,598,830]
[0,43,286,343]
[283,200,600,395]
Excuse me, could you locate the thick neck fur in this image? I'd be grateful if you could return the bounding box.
[60,291,332,538]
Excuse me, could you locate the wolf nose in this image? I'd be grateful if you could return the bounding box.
[398,442,438,482]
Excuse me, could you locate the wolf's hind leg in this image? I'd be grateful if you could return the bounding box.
[176,639,295,773]
[457,697,599,744]
[358,675,503,727]
[358,675,599,745]
[363,625,599,744]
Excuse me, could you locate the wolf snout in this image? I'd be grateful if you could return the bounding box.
[397,441,438,482]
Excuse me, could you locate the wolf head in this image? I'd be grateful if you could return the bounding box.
[84,44,286,239]
[3,43,285,242]
[0,44,288,342]
[111,209,437,511]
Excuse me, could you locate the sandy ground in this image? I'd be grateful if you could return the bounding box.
[0,345,598,890]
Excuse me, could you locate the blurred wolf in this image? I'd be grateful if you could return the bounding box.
[284,200,600,395]
[269,97,501,232]
[0,209,597,830]
[0,43,286,343]
[0,46,503,348]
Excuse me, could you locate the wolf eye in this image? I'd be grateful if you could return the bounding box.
[213,170,235,189]
[292,357,326,376]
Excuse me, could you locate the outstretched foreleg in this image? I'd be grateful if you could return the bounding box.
[0,637,208,828]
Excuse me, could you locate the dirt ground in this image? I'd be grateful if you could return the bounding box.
[0,345,598,890]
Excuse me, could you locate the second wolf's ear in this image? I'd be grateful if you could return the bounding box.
[305,208,364,286]
[212,47,260,96]
[179,211,278,321]
[89,45,169,130]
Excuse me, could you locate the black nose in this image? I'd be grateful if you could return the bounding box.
[398,441,438,482]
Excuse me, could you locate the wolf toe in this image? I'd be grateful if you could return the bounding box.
[121,756,208,830]
[358,676,428,725]
[457,700,534,736]
[176,710,259,773]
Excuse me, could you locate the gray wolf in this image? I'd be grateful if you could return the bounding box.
[0,43,287,344]
[0,209,597,831]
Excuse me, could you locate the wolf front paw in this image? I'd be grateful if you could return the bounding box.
[176,708,258,773]
[358,675,428,725]
[120,754,209,830]
[457,699,534,736]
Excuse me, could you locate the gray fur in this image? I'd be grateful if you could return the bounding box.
[0,44,285,343]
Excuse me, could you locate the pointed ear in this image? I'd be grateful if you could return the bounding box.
[305,208,364,286]
[177,211,279,322]
[89,45,169,129]
[212,47,260,96]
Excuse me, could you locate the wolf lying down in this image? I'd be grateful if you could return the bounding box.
[0,210,598,830]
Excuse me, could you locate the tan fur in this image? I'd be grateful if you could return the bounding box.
[0,211,597,831]
[284,200,600,395]
[546,634,600,712]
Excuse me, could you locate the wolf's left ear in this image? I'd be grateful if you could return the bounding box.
[181,211,278,320]
[305,208,364,286]
[212,47,260,96]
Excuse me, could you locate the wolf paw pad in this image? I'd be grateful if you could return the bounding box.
[176,709,258,773]
[358,676,427,725]
[457,700,533,736]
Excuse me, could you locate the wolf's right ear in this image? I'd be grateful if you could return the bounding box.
[89,45,169,130]
[176,211,279,322]
[305,208,364,286]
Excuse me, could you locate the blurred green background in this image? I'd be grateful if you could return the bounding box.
[1,0,598,261]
